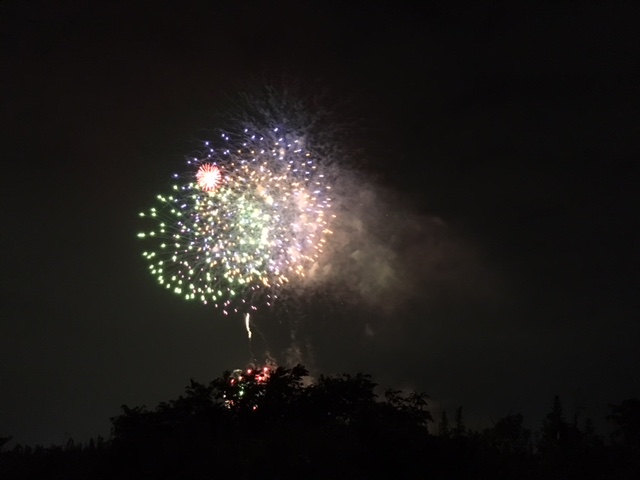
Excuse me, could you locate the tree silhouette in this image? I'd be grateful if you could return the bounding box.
[607,398,640,448]
[0,436,11,452]
[484,413,531,456]
[539,395,568,452]
[3,367,640,480]
[453,406,465,438]
[438,410,450,437]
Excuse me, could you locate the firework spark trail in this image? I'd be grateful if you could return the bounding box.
[138,128,334,321]
[245,313,252,339]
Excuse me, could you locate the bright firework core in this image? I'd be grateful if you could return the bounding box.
[138,129,333,314]
[196,163,222,192]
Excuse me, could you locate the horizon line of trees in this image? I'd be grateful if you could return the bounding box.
[2,364,639,479]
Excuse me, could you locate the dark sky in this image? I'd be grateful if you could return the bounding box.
[1,1,639,445]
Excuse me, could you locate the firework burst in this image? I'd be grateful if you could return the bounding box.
[138,128,333,315]
[196,163,222,192]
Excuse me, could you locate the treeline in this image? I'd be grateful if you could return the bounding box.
[1,365,639,479]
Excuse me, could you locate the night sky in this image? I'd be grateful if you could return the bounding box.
[1,1,639,446]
